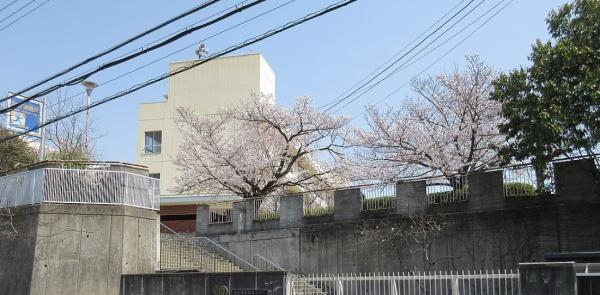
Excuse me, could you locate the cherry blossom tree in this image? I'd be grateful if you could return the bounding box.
[349,55,503,182]
[174,95,348,199]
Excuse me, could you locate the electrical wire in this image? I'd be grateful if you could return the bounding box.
[0,0,19,14]
[45,0,298,110]
[329,0,504,114]
[0,0,222,106]
[0,0,48,32]
[0,0,360,143]
[0,0,268,114]
[0,0,35,25]
[318,0,468,110]
[321,0,483,113]
[347,0,514,123]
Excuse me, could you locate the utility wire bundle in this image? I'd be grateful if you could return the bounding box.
[319,0,514,118]
[0,0,359,143]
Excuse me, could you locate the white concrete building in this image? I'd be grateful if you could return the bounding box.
[137,53,276,201]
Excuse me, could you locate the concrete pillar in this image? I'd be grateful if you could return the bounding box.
[231,201,246,233]
[195,204,209,235]
[554,158,600,202]
[519,262,578,295]
[244,198,255,232]
[467,170,504,211]
[280,194,303,228]
[395,180,426,216]
[334,188,361,222]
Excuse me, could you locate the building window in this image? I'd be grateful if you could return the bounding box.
[144,131,162,154]
[149,173,160,179]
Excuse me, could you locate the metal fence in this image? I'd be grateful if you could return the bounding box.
[288,270,520,295]
[502,163,555,198]
[252,196,281,221]
[304,190,335,217]
[426,175,469,205]
[209,207,232,224]
[0,168,160,211]
[361,183,397,211]
[0,169,44,208]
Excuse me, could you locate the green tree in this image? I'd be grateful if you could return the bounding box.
[0,127,37,171]
[491,0,600,188]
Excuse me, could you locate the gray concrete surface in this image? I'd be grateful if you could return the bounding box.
[0,203,158,295]
[122,271,287,295]
[520,262,578,295]
[198,159,600,274]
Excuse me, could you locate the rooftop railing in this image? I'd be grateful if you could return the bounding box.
[0,166,159,211]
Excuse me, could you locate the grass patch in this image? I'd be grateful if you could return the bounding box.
[427,187,469,205]
[304,206,335,217]
[362,196,396,211]
[255,211,280,221]
[504,182,537,198]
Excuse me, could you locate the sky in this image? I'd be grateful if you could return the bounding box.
[0,0,565,163]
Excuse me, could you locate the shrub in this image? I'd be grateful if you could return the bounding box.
[304,206,335,217]
[504,182,536,198]
[362,196,396,211]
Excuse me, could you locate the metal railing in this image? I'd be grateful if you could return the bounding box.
[252,254,286,272]
[304,190,335,217]
[0,168,160,211]
[502,163,555,198]
[160,224,259,272]
[288,270,520,295]
[252,196,281,221]
[361,183,397,211]
[0,169,44,208]
[209,207,232,224]
[426,175,469,205]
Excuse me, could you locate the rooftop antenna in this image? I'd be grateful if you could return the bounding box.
[195,43,208,60]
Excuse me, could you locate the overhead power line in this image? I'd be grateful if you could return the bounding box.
[0,0,35,25]
[329,0,500,114]
[0,0,222,106]
[321,0,483,113]
[45,0,298,110]
[0,0,49,33]
[348,0,514,123]
[0,0,359,143]
[0,0,19,14]
[0,0,267,114]
[319,0,468,110]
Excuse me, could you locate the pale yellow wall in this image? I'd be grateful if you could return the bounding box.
[137,53,276,195]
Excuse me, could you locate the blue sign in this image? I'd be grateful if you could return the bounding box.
[7,95,43,137]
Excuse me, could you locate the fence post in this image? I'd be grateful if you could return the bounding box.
[395,180,426,216]
[554,158,600,202]
[280,194,303,228]
[519,262,578,295]
[334,188,362,222]
[468,170,503,211]
[196,204,209,235]
[231,201,246,233]
[244,198,255,231]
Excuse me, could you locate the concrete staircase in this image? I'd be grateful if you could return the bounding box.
[159,233,247,272]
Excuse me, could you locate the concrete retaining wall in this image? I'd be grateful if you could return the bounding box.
[121,271,287,295]
[201,159,600,273]
[0,204,158,295]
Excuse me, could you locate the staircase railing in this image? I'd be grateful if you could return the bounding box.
[253,254,286,272]
[160,223,259,272]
